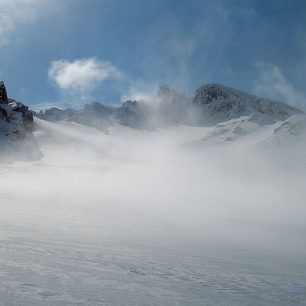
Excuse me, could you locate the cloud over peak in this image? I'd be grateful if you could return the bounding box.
[48,58,123,95]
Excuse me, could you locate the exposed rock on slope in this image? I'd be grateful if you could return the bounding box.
[0,82,8,102]
[0,81,34,140]
[193,84,302,123]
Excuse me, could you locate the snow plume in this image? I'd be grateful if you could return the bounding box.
[121,81,159,102]
[253,62,306,110]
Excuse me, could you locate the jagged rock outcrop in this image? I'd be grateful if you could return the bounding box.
[0,82,34,140]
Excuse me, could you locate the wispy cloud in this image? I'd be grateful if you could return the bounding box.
[140,2,237,93]
[0,0,63,46]
[253,62,306,110]
[0,12,15,46]
[48,58,123,97]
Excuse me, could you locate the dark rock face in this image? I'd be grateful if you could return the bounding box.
[0,81,8,104]
[194,84,231,105]
[8,99,34,132]
[0,82,34,138]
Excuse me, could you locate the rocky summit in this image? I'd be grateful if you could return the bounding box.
[193,84,302,123]
[0,82,34,140]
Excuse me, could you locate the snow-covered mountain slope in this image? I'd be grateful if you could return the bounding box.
[195,112,306,160]
[259,114,306,149]
[201,115,271,144]
[31,118,208,164]
[15,113,306,168]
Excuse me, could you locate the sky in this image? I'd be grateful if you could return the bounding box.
[0,0,306,110]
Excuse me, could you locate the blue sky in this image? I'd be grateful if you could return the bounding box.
[0,0,306,110]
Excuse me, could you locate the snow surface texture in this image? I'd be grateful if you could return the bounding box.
[1,85,306,305]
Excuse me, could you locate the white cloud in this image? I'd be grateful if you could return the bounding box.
[48,58,123,95]
[253,62,306,110]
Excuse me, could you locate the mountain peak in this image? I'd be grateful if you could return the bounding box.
[193,83,302,122]
[194,84,249,105]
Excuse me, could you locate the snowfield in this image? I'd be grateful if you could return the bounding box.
[1,117,306,305]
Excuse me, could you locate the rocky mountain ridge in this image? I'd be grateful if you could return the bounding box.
[194,84,301,123]
[35,84,302,132]
[0,82,34,140]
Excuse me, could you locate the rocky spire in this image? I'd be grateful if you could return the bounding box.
[0,81,8,104]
